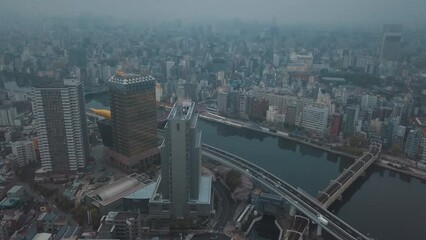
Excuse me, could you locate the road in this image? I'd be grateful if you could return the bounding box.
[192,233,230,240]
[212,181,236,231]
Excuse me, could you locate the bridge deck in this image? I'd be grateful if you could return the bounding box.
[287,141,381,239]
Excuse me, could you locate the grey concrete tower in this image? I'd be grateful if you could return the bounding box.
[160,100,201,218]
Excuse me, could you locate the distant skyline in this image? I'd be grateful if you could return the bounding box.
[1,0,425,28]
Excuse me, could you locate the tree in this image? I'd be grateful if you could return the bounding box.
[349,135,368,148]
[389,144,401,156]
[89,207,102,230]
[225,170,242,192]
[71,204,87,226]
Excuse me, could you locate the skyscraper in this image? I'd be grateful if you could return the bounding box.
[108,72,158,169]
[380,24,403,61]
[32,77,90,175]
[150,100,212,219]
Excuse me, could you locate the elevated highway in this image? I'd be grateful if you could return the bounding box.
[201,144,374,240]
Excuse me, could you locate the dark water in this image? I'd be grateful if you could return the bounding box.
[86,94,426,240]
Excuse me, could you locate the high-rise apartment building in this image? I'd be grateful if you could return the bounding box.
[217,90,228,115]
[150,100,212,219]
[108,72,158,169]
[301,104,329,133]
[32,77,90,174]
[285,102,297,126]
[405,129,422,159]
[380,24,403,61]
[11,140,37,167]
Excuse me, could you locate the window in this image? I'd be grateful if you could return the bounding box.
[176,123,180,131]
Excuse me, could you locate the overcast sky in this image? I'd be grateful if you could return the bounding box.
[1,0,425,27]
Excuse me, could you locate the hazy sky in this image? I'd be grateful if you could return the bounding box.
[1,0,425,27]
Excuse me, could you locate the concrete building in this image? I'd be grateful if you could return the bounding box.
[247,97,269,121]
[32,233,52,240]
[330,113,342,137]
[266,106,278,123]
[85,174,154,214]
[421,137,426,162]
[0,221,9,240]
[380,24,403,61]
[285,103,297,126]
[0,107,18,126]
[301,105,329,133]
[361,94,378,111]
[405,129,422,159]
[32,77,90,175]
[155,83,163,102]
[7,186,25,199]
[108,72,158,169]
[53,226,81,240]
[343,106,359,137]
[217,90,228,115]
[11,141,37,167]
[150,100,212,219]
[97,212,141,240]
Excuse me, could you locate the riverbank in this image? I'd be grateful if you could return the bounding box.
[199,113,426,181]
[199,113,357,157]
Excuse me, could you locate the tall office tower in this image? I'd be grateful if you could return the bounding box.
[343,106,359,137]
[380,24,403,61]
[301,104,329,133]
[32,77,90,174]
[150,100,212,219]
[108,72,158,169]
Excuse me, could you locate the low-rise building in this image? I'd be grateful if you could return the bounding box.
[53,226,81,240]
[97,212,141,240]
[32,233,52,240]
[0,221,9,240]
[7,185,25,199]
[37,212,62,233]
[85,173,154,214]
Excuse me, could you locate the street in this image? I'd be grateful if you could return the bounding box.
[212,180,236,231]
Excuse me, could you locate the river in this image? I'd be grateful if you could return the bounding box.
[84,94,426,240]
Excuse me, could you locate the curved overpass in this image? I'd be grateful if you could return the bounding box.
[201,143,372,240]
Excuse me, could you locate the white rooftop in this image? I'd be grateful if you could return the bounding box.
[32,233,52,240]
